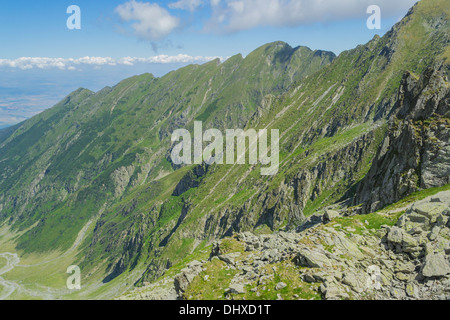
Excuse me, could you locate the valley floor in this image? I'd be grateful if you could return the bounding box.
[0,219,141,300]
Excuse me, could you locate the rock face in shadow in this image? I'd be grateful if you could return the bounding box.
[354,66,450,213]
[172,164,210,197]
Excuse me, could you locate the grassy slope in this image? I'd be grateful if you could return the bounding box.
[0,42,333,255]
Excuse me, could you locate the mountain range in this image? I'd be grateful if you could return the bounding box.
[0,0,448,300]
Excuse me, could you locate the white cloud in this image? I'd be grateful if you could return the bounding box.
[205,0,418,33]
[0,55,224,71]
[115,0,180,41]
[112,0,417,39]
[169,0,204,12]
[0,57,116,70]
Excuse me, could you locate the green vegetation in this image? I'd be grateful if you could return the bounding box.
[184,259,321,301]
[0,0,448,299]
[329,184,450,237]
[0,257,6,270]
[332,210,406,236]
[381,183,450,212]
[184,258,238,300]
[217,238,245,255]
[242,263,321,301]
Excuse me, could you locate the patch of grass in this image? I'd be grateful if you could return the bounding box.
[253,225,273,236]
[0,257,6,270]
[242,262,321,301]
[329,184,450,236]
[163,238,196,262]
[183,248,321,301]
[184,258,238,300]
[382,183,450,212]
[443,46,450,64]
[332,210,405,236]
[163,242,212,278]
[218,238,246,255]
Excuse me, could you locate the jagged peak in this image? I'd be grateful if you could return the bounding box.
[244,41,335,67]
[61,87,93,101]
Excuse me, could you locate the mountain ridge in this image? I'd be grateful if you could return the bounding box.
[0,37,336,254]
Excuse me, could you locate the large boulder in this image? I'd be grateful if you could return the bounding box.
[324,210,340,222]
[421,253,450,278]
[275,282,287,291]
[295,249,332,268]
[386,226,419,254]
[228,283,246,294]
[174,260,204,294]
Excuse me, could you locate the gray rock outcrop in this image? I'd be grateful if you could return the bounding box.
[354,66,450,213]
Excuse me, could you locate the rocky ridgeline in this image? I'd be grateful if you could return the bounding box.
[119,191,450,300]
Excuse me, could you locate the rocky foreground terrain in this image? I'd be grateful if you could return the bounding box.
[119,190,450,300]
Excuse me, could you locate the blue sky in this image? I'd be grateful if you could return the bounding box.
[0,0,418,128]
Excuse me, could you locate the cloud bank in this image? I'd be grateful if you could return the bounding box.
[0,55,223,71]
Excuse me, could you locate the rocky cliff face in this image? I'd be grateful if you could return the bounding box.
[354,66,450,213]
[208,127,382,237]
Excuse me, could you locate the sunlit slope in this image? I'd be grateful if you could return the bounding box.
[93,0,448,284]
[0,43,334,254]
